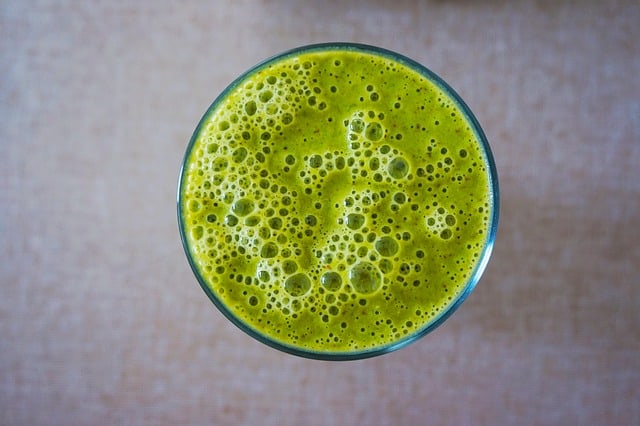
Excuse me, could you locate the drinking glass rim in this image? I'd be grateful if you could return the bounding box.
[177,42,499,361]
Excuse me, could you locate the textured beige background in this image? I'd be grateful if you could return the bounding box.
[1,0,639,425]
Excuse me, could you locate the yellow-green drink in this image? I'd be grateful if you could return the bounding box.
[178,44,498,360]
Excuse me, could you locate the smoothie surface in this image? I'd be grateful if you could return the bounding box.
[179,46,494,355]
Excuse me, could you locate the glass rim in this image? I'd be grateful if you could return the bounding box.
[177,42,499,361]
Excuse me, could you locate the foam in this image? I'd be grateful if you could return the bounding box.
[181,48,491,353]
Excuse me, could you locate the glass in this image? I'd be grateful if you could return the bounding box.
[177,43,499,360]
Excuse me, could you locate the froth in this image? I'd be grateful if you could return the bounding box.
[181,49,491,353]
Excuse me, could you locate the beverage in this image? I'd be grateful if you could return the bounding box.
[178,43,498,360]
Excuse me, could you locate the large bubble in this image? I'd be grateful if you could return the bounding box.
[349,262,382,294]
[321,271,343,291]
[284,273,311,296]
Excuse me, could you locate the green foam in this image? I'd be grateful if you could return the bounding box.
[180,47,493,354]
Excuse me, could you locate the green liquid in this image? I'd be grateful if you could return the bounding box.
[180,46,494,356]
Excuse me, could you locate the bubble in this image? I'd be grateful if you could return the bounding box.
[370,92,379,102]
[349,262,382,294]
[350,118,365,133]
[266,103,279,115]
[282,260,298,274]
[266,75,277,84]
[375,236,399,257]
[248,295,259,306]
[232,198,254,216]
[305,215,317,226]
[345,213,365,230]
[440,229,452,240]
[282,112,293,125]
[445,214,456,226]
[224,215,238,226]
[321,272,342,291]
[268,217,283,230]
[192,226,204,240]
[245,101,257,116]
[369,157,380,171]
[219,121,230,131]
[388,157,409,179]
[284,273,311,296]
[309,154,323,168]
[365,122,383,141]
[232,147,248,163]
[393,192,406,204]
[206,214,217,223]
[261,132,271,141]
[187,200,201,212]
[459,149,468,158]
[259,90,273,103]
[379,258,393,274]
[261,242,279,258]
[258,270,270,282]
[285,154,296,165]
[244,216,260,226]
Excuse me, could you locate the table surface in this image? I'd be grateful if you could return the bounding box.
[2,1,639,424]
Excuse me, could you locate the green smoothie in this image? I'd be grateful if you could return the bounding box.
[178,44,497,359]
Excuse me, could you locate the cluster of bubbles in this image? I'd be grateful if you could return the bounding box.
[182,54,490,350]
[201,59,335,148]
